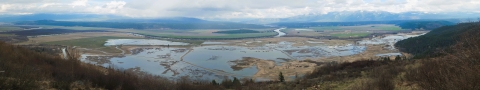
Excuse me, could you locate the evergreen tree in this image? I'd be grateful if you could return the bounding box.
[395,55,401,60]
[232,77,241,87]
[279,72,285,82]
[211,80,218,85]
[221,78,232,88]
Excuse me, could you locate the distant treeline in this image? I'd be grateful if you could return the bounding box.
[395,21,480,58]
[274,20,455,30]
[0,29,107,36]
[15,20,269,29]
[213,29,261,34]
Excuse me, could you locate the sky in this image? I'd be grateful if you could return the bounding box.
[0,0,479,19]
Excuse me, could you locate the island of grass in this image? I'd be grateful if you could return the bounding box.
[42,36,141,53]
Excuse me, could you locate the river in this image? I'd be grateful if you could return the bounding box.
[62,48,68,59]
[274,28,286,37]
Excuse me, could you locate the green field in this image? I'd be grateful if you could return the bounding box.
[331,33,371,38]
[0,26,23,32]
[143,32,278,39]
[42,36,140,48]
[125,29,277,39]
[39,25,115,30]
[0,34,15,37]
[25,25,278,39]
[42,36,144,53]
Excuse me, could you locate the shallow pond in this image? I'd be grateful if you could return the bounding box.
[358,33,426,50]
[376,53,402,57]
[82,41,368,80]
[183,45,293,77]
[81,47,224,80]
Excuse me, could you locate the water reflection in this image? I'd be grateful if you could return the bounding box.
[82,41,367,80]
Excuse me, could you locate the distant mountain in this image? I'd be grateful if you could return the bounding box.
[15,20,269,29]
[236,11,480,24]
[0,14,210,24]
[108,17,209,23]
[3,11,477,24]
[273,20,455,30]
[0,13,124,22]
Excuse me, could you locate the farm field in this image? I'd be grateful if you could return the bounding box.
[0,26,23,32]
[18,32,142,45]
[34,25,118,30]
[301,24,402,31]
[35,25,279,39]
[42,36,139,48]
[0,34,15,37]
[331,32,372,38]
[41,36,142,54]
[0,28,107,36]
[119,28,278,39]
[285,24,403,38]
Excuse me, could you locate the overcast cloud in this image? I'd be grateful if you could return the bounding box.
[0,0,479,18]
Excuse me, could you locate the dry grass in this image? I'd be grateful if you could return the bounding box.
[17,32,142,45]
[405,24,480,90]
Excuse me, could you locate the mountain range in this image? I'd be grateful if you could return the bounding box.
[0,11,478,24]
[214,11,480,24]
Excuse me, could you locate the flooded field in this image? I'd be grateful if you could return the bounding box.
[358,32,427,50]
[82,40,367,80]
[80,32,426,81]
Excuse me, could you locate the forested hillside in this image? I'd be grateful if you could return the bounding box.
[395,22,479,58]
[396,21,455,30]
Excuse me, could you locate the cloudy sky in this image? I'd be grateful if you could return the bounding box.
[0,0,479,19]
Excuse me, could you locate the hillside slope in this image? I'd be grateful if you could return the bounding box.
[395,22,479,58]
[0,42,220,90]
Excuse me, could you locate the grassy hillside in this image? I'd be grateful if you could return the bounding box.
[0,41,222,90]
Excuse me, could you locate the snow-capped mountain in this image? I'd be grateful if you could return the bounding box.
[238,11,480,24]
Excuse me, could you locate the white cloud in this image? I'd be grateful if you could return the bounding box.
[0,0,479,18]
[71,0,88,7]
